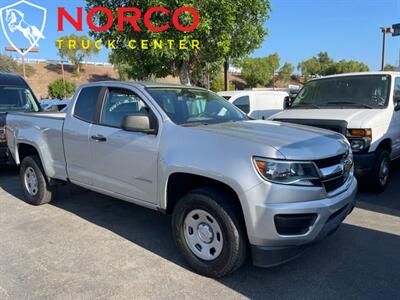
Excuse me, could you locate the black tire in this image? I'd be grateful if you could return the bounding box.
[171,187,247,278]
[368,149,391,193]
[19,155,56,205]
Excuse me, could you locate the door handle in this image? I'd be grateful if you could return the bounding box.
[91,135,107,142]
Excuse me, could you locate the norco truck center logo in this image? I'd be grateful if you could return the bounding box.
[0,0,47,55]
[1,1,200,54]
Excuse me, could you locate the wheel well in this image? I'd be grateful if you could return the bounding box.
[377,139,392,153]
[18,143,39,163]
[166,173,244,220]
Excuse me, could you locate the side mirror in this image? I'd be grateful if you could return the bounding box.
[121,114,158,134]
[283,96,291,109]
[395,96,400,111]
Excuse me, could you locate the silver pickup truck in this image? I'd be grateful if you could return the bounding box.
[7,82,357,277]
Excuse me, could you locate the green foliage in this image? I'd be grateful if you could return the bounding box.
[298,52,369,80]
[332,60,369,74]
[47,79,75,99]
[0,54,36,77]
[384,64,395,71]
[277,62,294,83]
[211,76,234,92]
[86,0,271,84]
[56,34,100,74]
[0,54,18,73]
[239,54,280,88]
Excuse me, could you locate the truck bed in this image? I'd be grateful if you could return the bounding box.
[6,112,68,180]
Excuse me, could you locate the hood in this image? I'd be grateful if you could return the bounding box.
[192,120,349,160]
[272,108,384,128]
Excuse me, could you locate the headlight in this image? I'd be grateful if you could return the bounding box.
[347,128,372,152]
[254,157,320,186]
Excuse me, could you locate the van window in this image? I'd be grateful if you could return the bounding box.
[394,78,400,98]
[74,86,102,123]
[232,96,250,113]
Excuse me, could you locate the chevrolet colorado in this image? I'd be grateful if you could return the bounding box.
[7,82,357,277]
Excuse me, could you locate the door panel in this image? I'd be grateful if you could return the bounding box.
[89,126,159,203]
[89,87,159,204]
[63,86,102,185]
[392,77,400,158]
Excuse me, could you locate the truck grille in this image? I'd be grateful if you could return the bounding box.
[274,119,348,135]
[313,152,352,194]
[314,153,345,168]
[322,175,347,193]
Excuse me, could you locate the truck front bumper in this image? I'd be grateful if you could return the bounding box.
[242,177,357,267]
[0,144,11,165]
[353,152,376,177]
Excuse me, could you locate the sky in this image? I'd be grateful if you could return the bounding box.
[0,0,399,71]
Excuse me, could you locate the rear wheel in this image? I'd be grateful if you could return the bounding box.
[171,187,247,278]
[20,155,56,205]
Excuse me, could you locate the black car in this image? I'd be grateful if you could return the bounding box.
[0,72,40,165]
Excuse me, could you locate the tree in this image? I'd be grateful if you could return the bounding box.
[48,79,75,99]
[0,54,36,77]
[86,0,271,85]
[330,60,369,74]
[384,64,396,71]
[298,57,320,81]
[298,52,369,80]
[277,62,294,83]
[56,34,100,74]
[239,54,280,88]
[211,76,234,92]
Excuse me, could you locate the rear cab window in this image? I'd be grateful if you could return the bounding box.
[73,86,102,123]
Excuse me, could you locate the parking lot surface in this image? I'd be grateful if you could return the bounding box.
[0,165,399,300]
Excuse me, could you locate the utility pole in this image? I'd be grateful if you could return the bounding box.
[5,46,39,78]
[224,60,229,91]
[381,27,387,71]
[380,26,398,71]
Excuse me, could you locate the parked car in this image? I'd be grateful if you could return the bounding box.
[272,72,400,192]
[40,99,70,112]
[218,90,289,120]
[0,72,40,166]
[7,82,357,277]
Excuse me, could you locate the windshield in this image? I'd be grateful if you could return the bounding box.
[291,75,391,109]
[147,87,248,125]
[0,86,39,113]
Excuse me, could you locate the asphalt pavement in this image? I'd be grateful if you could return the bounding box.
[0,164,399,300]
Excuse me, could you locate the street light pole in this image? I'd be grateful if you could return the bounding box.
[380,27,394,71]
[381,27,386,71]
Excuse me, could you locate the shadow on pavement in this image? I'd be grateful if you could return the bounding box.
[0,167,399,299]
[356,159,400,217]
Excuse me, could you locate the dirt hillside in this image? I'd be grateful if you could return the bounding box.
[22,62,180,98]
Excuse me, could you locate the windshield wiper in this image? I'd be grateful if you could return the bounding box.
[290,102,320,109]
[326,101,373,109]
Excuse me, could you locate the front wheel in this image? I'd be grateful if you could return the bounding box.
[20,155,56,205]
[369,149,390,193]
[171,188,247,278]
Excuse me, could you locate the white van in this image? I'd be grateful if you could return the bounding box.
[271,72,400,192]
[218,90,289,120]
